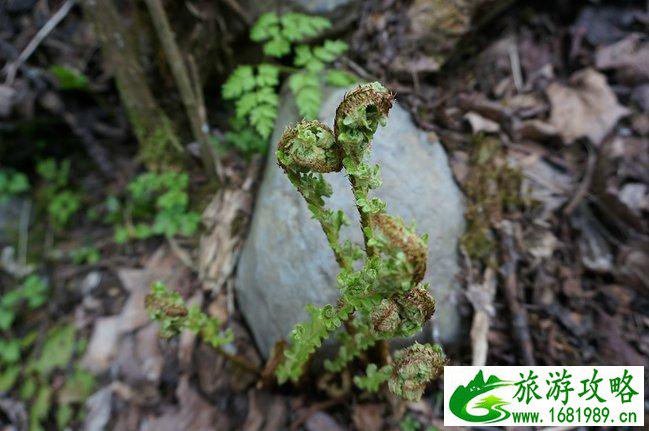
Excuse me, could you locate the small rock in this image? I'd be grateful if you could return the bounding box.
[241,0,360,27]
[235,87,466,358]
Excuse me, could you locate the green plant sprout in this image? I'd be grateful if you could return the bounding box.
[0,274,48,331]
[274,82,445,401]
[221,12,357,154]
[0,168,29,204]
[108,171,201,243]
[145,282,233,347]
[0,272,92,430]
[145,282,262,374]
[36,158,81,229]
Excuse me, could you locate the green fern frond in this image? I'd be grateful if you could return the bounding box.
[223,65,280,139]
[250,12,280,42]
[313,40,348,63]
[289,72,321,119]
[251,12,332,58]
[280,13,331,41]
[249,103,277,139]
[326,70,359,87]
[222,66,255,99]
[263,36,292,58]
[256,63,280,87]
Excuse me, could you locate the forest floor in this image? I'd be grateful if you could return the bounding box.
[0,0,647,430]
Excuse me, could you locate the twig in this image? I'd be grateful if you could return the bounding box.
[216,346,260,375]
[3,0,76,84]
[508,38,523,92]
[220,0,252,26]
[144,0,219,180]
[18,200,31,267]
[499,221,536,365]
[62,111,116,178]
[468,266,496,366]
[563,143,597,215]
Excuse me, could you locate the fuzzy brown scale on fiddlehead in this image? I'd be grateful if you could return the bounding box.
[370,298,401,334]
[334,82,394,159]
[277,120,342,173]
[369,213,428,283]
[398,284,436,326]
[145,292,188,318]
[388,343,446,401]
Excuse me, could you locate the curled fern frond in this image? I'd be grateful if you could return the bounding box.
[370,298,401,334]
[369,213,427,283]
[277,120,342,173]
[388,343,445,401]
[146,282,233,347]
[398,284,436,326]
[334,82,394,158]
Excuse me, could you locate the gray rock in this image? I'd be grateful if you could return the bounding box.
[236,87,466,358]
[241,0,360,27]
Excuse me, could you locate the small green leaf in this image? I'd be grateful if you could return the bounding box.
[56,404,74,430]
[222,66,255,99]
[33,324,76,375]
[256,64,280,87]
[0,339,21,363]
[250,12,280,41]
[289,72,322,119]
[263,36,291,58]
[0,365,20,392]
[49,65,89,90]
[31,386,52,423]
[326,70,358,87]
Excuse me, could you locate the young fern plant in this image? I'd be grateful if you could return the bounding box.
[221,12,357,154]
[275,82,445,401]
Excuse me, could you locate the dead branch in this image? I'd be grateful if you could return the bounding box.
[81,0,183,170]
[144,0,219,180]
[500,221,536,365]
[3,0,76,84]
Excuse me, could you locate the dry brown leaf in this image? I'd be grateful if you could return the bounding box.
[199,186,255,293]
[80,316,121,373]
[595,33,649,84]
[514,119,558,141]
[243,389,287,431]
[467,267,496,366]
[463,111,500,134]
[547,68,629,145]
[352,403,385,431]
[82,245,192,374]
[141,377,227,431]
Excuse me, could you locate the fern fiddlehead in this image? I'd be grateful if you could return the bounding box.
[276,82,445,400]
